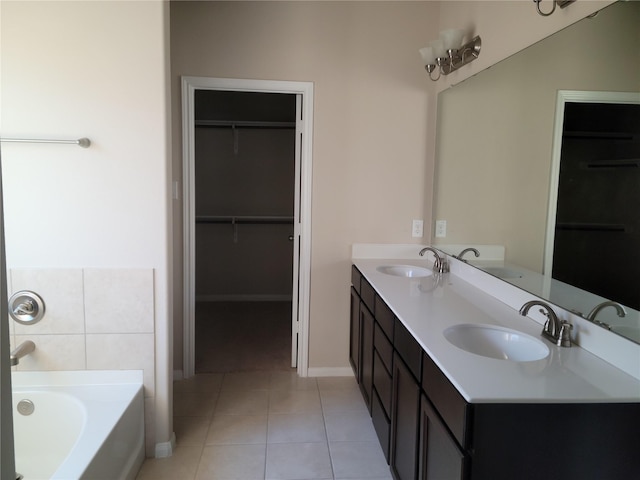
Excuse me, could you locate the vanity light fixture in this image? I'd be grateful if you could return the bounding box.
[419,29,481,81]
[533,0,576,17]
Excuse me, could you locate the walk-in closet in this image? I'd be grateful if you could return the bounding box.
[193,90,297,373]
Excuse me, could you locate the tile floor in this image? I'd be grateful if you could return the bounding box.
[195,302,291,373]
[136,371,392,480]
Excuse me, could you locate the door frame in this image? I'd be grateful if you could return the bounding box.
[181,76,314,378]
[543,89,640,278]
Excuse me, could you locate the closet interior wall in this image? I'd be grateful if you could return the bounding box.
[194,91,296,302]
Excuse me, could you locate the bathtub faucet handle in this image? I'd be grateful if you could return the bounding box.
[13,300,35,316]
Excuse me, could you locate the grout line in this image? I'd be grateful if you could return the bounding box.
[319,377,336,480]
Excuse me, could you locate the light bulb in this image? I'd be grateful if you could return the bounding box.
[440,29,465,50]
[419,46,436,65]
[429,38,446,58]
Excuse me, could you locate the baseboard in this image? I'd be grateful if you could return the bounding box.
[307,367,355,377]
[195,294,293,302]
[154,432,176,458]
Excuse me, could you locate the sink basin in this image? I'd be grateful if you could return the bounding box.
[376,265,432,278]
[443,324,549,362]
[481,267,523,279]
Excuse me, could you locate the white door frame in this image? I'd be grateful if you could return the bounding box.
[543,90,640,277]
[181,76,313,378]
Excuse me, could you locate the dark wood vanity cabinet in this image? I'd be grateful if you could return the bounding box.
[420,352,470,480]
[372,323,393,461]
[390,318,423,480]
[419,394,467,480]
[349,286,360,379]
[350,265,374,411]
[359,302,374,410]
[391,352,421,480]
[349,265,640,480]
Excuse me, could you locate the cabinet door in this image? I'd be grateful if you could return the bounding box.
[419,394,467,480]
[349,287,361,378]
[371,388,391,463]
[391,353,421,480]
[360,303,374,411]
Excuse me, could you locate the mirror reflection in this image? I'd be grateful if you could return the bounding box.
[433,1,640,343]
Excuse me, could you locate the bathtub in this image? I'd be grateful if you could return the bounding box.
[11,370,144,480]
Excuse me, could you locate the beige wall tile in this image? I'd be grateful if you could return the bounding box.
[86,333,155,396]
[13,334,86,371]
[84,269,154,334]
[11,268,84,335]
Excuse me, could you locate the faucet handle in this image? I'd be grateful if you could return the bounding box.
[558,321,573,348]
[540,309,554,334]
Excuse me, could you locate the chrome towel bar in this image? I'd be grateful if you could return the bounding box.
[0,137,91,148]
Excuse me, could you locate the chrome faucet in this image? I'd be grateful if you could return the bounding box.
[586,301,626,325]
[10,340,36,366]
[519,300,572,347]
[419,247,449,273]
[455,247,480,262]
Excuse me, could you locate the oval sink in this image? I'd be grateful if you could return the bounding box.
[443,324,549,362]
[376,265,432,278]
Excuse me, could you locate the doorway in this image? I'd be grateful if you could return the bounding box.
[545,90,640,309]
[181,77,313,378]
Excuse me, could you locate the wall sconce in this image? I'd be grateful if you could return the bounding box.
[533,0,576,17]
[419,29,481,81]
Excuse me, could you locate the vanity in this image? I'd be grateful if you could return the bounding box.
[350,246,640,480]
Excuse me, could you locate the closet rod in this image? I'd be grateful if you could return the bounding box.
[196,215,294,225]
[0,137,91,148]
[195,120,295,129]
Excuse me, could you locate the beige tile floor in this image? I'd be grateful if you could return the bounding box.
[136,371,392,480]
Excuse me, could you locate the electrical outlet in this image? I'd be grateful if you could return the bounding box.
[412,220,424,238]
[435,220,447,238]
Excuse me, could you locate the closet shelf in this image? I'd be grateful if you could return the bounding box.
[196,215,294,225]
[195,120,296,129]
[556,223,626,232]
[563,131,634,140]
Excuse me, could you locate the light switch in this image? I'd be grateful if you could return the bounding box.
[412,220,424,238]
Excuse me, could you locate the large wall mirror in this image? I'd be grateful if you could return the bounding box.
[433,1,640,344]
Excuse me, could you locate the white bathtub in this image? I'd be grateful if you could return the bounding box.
[11,370,144,480]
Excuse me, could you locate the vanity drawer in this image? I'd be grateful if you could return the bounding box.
[394,317,422,381]
[351,264,362,294]
[374,323,393,373]
[361,277,376,313]
[373,350,392,416]
[422,351,470,449]
[374,295,394,341]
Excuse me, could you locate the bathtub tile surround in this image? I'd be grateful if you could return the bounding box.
[86,333,156,396]
[11,268,85,334]
[84,268,154,334]
[13,333,86,371]
[8,267,157,456]
[136,371,392,480]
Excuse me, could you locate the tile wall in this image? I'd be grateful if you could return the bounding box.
[8,268,156,456]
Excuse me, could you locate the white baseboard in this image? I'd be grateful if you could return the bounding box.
[307,367,354,377]
[154,432,176,458]
[195,294,293,302]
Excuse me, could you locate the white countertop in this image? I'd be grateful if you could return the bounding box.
[353,256,640,403]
